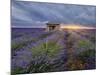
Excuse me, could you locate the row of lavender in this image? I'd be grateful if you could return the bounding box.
[63,29,96,70]
[11,28,68,74]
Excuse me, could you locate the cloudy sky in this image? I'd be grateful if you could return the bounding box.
[11,0,96,28]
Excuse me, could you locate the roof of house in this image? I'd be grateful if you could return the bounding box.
[46,22,60,25]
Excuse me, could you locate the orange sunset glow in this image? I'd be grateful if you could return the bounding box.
[61,25,95,30]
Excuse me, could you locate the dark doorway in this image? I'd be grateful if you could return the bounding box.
[49,26,56,31]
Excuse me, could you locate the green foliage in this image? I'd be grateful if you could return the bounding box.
[78,40,95,50]
[25,41,62,73]
[26,61,53,73]
[11,67,25,75]
[31,41,61,58]
[78,49,95,58]
[78,40,90,47]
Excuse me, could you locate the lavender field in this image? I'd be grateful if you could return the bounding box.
[11,28,96,74]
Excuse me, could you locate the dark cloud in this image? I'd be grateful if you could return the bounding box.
[11,1,96,28]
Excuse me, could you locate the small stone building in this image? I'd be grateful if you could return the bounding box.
[46,23,60,31]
